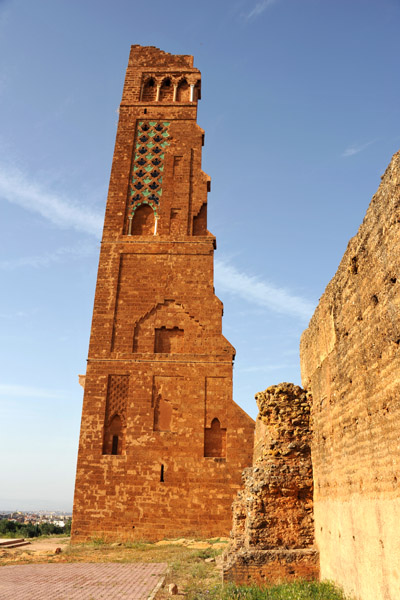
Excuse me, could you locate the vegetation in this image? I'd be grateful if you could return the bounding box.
[186,581,350,600]
[0,535,352,600]
[0,518,71,538]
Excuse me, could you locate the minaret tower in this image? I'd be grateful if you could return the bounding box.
[72,46,254,542]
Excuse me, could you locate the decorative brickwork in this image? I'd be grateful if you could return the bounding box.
[300,151,400,600]
[71,46,254,542]
[104,375,129,423]
[222,383,319,585]
[127,120,171,227]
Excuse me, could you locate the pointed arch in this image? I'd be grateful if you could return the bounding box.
[159,77,173,102]
[103,413,124,455]
[204,417,226,458]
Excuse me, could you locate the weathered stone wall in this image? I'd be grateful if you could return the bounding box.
[71,46,254,542]
[300,151,400,600]
[222,383,319,584]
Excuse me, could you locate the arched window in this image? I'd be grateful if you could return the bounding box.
[176,79,190,102]
[204,418,226,458]
[159,78,173,102]
[142,77,156,102]
[131,204,155,235]
[103,414,123,455]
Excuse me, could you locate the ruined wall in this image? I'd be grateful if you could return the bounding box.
[72,46,254,542]
[222,383,319,584]
[300,151,400,600]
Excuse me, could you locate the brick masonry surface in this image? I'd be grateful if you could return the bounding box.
[0,562,167,600]
[72,45,254,542]
[222,383,319,585]
[300,150,400,600]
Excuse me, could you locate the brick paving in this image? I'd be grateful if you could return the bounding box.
[0,562,168,599]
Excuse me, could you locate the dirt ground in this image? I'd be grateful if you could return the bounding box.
[18,536,70,552]
[0,536,69,562]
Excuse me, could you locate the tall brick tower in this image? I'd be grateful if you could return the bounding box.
[72,46,254,542]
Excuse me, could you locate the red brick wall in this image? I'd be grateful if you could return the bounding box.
[72,46,254,542]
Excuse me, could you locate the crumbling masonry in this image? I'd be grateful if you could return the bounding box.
[222,383,319,583]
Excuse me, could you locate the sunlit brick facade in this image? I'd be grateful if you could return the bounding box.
[72,46,254,542]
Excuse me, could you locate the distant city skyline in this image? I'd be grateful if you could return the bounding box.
[0,507,73,514]
[0,510,71,515]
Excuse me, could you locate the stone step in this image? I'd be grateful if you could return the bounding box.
[0,538,31,549]
[6,541,31,549]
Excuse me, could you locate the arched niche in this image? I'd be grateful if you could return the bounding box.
[142,77,156,102]
[159,77,173,102]
[131,204,155,235]
[153,395,173,431]
[204,418,226,458]
[103,414,124,455]
[176,79,190,102]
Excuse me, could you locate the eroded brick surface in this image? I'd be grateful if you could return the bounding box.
[222,383,319,585]
[300,151,400,600]
[72,46,254,543]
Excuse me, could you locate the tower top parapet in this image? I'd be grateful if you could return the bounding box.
[122,45,201,105]
[130,45,195,69]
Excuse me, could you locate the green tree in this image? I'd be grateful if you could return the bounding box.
[64,519,72,535]
[0,519,17,535]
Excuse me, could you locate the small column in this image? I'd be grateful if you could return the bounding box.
[154,216,159,235]
[173,84,178,102]
[127,214,133,236]
[156,85,161,102]
[190,84,195,102]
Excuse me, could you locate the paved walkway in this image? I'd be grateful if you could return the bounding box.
[0,562,168,599]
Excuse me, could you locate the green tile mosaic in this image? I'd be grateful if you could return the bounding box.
[128,121,171,218]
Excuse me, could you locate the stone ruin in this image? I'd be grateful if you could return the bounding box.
[222,383,319,584]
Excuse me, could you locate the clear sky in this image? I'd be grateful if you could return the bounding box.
[1,0,399,511]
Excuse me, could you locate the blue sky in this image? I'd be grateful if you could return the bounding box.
[1,0,399,511]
